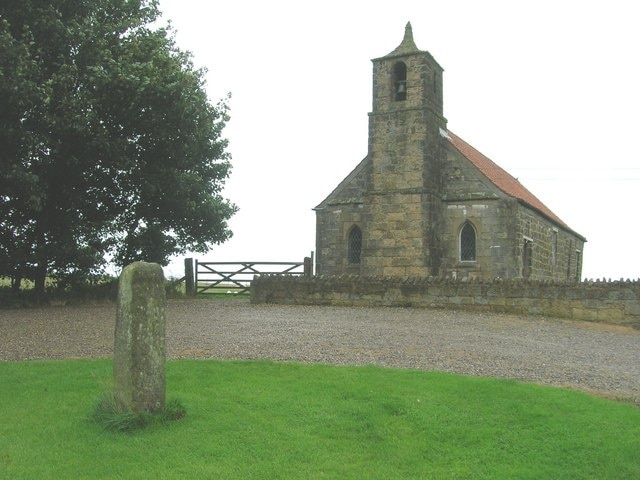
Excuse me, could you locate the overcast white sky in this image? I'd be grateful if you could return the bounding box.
[159,0,640,281]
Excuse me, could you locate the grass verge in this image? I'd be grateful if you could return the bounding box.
[0,360,638,479]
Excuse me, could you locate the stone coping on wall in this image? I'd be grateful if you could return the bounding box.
[251,275,640,327]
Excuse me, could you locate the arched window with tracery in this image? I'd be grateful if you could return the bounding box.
[393,62,407,101]
[348,225,362,264]
[459,222,476,262]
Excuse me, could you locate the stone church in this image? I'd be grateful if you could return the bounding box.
[315,23,586,281]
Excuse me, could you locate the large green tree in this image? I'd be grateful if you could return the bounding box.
[0,0,236,296]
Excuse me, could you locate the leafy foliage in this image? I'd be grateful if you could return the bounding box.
[0,0,236,296]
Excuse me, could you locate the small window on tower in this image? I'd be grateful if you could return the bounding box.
[393,62,407,101]
[348,226,362,264]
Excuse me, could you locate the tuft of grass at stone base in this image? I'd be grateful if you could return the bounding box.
[90,392,187,433]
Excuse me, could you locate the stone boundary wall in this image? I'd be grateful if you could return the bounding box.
[251,275,640,327]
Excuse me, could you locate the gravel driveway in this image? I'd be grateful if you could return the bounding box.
[1,299,638,405]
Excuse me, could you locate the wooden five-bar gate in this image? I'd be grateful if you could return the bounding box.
[183,257,312,296]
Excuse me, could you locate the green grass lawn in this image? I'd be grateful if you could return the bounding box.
[1,360,638,479]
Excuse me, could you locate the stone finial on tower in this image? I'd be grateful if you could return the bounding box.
[385,22,422,57]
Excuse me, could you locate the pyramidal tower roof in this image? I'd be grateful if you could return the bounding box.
[383,22,424,57]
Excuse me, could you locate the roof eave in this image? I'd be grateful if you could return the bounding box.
[515,198,587,242]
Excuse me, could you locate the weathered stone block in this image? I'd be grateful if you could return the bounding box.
[114,262,166,413]
[596,307,624,322]
[571,307,598,322]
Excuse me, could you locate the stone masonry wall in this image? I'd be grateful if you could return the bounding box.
[440,198,516,280]
[251,275,640,327]
[315,203,366,276]
[364,192,426,277]
[515,207,585,281]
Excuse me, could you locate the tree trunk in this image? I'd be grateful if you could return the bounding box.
[33,262,48,303]
[11,274,22,293]
[33,218,49,303]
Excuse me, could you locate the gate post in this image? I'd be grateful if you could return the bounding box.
[184,257,195,296]
[303,256,312,278]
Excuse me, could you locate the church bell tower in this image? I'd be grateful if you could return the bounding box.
[364,23,447,276]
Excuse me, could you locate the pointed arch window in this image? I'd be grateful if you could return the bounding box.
[459,222,476,262]
[348,226,362,264]
[393,62,407,101]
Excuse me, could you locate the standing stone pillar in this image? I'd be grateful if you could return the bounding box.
[114,262,166,413]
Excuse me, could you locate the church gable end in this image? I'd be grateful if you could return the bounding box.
[314,24,586,281]
[315,156,371,209]
[443,135,504,203]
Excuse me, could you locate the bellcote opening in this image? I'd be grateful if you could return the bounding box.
[393,62,407,101]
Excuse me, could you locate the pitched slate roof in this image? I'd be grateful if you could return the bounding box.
[446,130,585,240]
